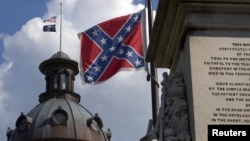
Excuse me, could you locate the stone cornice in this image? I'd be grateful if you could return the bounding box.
[146,0,250,70]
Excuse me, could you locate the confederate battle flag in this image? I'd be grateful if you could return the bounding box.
[79,11,145,84]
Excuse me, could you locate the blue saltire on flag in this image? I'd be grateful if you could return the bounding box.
[79,10,145,84]
[43,25,56,32]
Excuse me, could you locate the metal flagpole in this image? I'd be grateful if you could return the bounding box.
[146,0,159,127]
[59,3,63,52]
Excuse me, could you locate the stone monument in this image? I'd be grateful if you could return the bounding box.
[144,0,250,141]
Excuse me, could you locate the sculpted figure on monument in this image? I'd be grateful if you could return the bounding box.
[140,72,191,141]
[160,72,190,141]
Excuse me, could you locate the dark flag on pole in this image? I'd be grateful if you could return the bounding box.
[43,16,57,32]
[79,10,145,84]
[43,25,56,32]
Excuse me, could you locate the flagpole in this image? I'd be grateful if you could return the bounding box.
[146,0,159,127]
[59,3,63,52]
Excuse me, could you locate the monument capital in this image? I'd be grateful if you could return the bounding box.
[146,0,250,70]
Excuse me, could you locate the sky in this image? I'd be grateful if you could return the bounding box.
[0,0,168,141]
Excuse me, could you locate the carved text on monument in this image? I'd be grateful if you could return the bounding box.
[189,37,250,141]
[203,42,250,124]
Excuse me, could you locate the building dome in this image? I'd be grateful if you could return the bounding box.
[50,51,71,59]
[7,52,110,141]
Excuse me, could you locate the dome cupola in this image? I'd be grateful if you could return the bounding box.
[39,51,80,103]
[7,52,111,141]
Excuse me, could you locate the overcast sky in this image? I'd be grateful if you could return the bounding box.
[0,0,168,141]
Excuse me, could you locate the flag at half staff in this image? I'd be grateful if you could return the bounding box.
[43,25,56,32]
[43,16,57,32]
[79,10,145,84]
[43,16,57,23]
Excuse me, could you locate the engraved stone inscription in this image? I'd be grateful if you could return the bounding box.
[189,37,250,141]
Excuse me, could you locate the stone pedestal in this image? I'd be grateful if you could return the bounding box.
[146,0,250,141]
[185,33,250,141]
